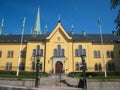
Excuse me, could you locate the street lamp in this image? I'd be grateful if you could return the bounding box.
[79,47,87,89]
[32,45,42,88]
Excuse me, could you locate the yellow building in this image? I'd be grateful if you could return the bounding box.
[0,8,120,74]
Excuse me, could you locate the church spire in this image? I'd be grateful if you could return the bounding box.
[71,24,74,35]
[44,25,48,34]
[31,7,41,34]
[58,14,61,23]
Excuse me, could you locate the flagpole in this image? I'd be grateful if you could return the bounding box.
[98,17,107,77]
[16,17,26,76]
[0,18,4,35]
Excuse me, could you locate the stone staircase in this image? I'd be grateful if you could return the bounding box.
[40,74,79,87]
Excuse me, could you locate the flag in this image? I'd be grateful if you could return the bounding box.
[98,17,101,27]
[22,17,26,29]
[1,18,4,29]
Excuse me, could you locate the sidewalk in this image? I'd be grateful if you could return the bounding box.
[0,85,81,90]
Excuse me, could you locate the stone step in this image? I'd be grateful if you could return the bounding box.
[39,75,79,87]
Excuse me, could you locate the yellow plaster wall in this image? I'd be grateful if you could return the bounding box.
[0,24,120,74]
[25,41,45,72]
[0,43,26,71]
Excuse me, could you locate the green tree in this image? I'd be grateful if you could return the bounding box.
[111,0,120,8]
[111,0,120,35]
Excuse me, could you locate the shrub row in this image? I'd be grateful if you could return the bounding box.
[68,72,120,77]
[0,70,48,77]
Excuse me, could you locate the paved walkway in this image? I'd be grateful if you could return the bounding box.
[0,85,82,90]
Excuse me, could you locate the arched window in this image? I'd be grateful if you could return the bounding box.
[54,49,57,57]
[98,63,102,71]
[75,49,78,57]
[19,62,25,70]
[61,49,64,57]
[78,45,82,55]
[40,49,43,56]
[98,51,101,58]
[53,45,65,57]
[94,51,97,58]
[32,49,36,56]
[95,63,98,71]
[57,45,61,56]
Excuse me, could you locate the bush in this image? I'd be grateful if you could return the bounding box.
[68,71,120,78]
[0,70,48,78]
[68,72,106,77]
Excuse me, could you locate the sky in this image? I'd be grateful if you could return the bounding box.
[0,0,119,35]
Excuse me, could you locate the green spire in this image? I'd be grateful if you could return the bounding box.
[32,7,41,34]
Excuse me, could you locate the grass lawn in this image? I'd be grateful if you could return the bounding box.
[72,75,120,79]
[0,73,47,79]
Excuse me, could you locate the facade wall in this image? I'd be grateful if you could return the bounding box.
[25,41,45,72]
[0,43,26,71]
[0,24,120,74]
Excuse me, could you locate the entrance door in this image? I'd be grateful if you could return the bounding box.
[55,61,63,73]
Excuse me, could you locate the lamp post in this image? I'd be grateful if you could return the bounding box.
[80,48,87,89]
[33,45,41,88]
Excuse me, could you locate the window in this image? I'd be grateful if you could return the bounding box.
[19,62,25,70]
[40,63,42,70]
[98,51,101,58]
[94,63,102,71]
[75,62,79,70]
[79,63,83,70]
[32,61,36,70]
[54,49,57,57]
[94,50,101,58]
[7,51,14,58]
[40,49,43,56]
[78,45,82,55]
[75,45,85,57]
[108,62,115,71]
[57,45,61,56]
[61,49,64,57]
[95,63,98,71]
[106,51,114,58]
[32,48,43,57]
[94,51,97,58]
[98,63,102,71]
[21,51,26,58]
[32,61,42,70]
[32,49,36,56]
[0,51,2,58]
[53,45,65,57]
[6,62,12,70]
[75,49,79,57]
[75,62,83,70]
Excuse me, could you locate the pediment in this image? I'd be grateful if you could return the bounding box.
[47,23,72,40]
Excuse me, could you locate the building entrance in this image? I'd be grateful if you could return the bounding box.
[55,61,63,73]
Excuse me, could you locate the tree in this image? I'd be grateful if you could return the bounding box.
[111,0,120,35]
[111,0,120,9]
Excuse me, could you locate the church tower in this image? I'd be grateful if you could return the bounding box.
[31,7,41,34]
